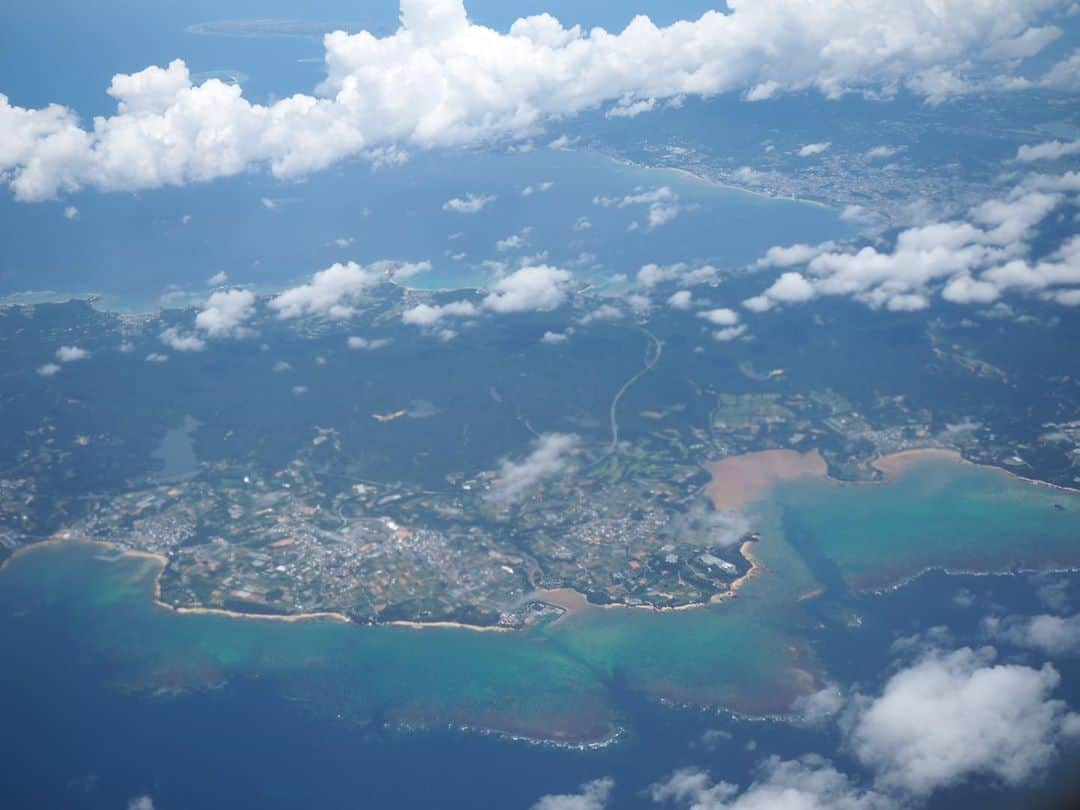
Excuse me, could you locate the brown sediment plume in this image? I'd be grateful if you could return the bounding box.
[533,587,594,617]
[705,449,829,511]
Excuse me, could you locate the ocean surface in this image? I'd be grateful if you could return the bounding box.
[2,456,1079,808]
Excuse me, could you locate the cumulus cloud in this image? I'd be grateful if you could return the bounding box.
[194,288,256,338]
[1,0,1072,201]
[55,345,89,362]
[487,432,579,507]
[37,363,61,376]
[798,141,832,157]
[668,290,694,309]
[269,261,382,319]
[159,326,206,352]
[866,145,902,159]
[637,262,719,288]
[531,777,613,810]
[743,179,1080,312]
[1015,139,1080,162]
[713,325,747,341]
[579,303,625,324]
[752,242,836,270]
[402,299,478,325]
[127,797,155,810]
[596,186,681,229]
[496,227,532,252]
[482,265,572,313]
[794,685,847,727]
[845,646,1080,797]
[743,271,817,311]
[982,613,1080,656]
[698,307,740,326]
[649,756,894,810]
[207,271,228,286]
[443,192,495,213]
[347,335,393,350]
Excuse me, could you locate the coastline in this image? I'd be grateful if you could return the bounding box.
[533,537,764,623]
[594,149,837,212]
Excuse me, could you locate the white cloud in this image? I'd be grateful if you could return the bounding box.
[744,180,1080,312]
[798,141,832,157]
[487,433,579,507]
[56,345,89,362]
[194,288,256,338]
[668,290,693,309]
[347,335,393,350]
[606,96,657,118]
[1,0,1070,201]
[541,329,570,344]
[713,325,747,342]
[845,646,1080,797]
[159,326,206,352]
[649,756,894,810]
[579,303,624,324]
[751,271,817,310]
[597,186,682,229]
[698,307,740,326]
[532,777,613,810]
[753,242,835,269]
[482,265,572,313]
[1040,48,1080,90]
[866,145,902,159]
[145,352,169,363]
[522,181,554,195]
[794,685,847,727]
[63,205,78,219]
[572,216,592,232]
[207,271,228,286]
[269,261,382,319]
[941,274,1000,304]
[983,613,1080,656]
[443,192,496,214]
[402,299,478,325]
[496,227,532,252]
[127,797,155,810]
[37,363,61,377]
[1015,139,1080,162]
[637,262,718,288]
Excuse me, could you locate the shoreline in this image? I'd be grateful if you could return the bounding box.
[594,150,838,212]
[533,538,764,623]
[5,536,756,633]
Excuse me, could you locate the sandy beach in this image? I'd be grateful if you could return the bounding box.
[870,448,964,481]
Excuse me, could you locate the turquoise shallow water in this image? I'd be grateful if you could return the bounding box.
[769,457,1080,591]
[2,455,1078,743]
